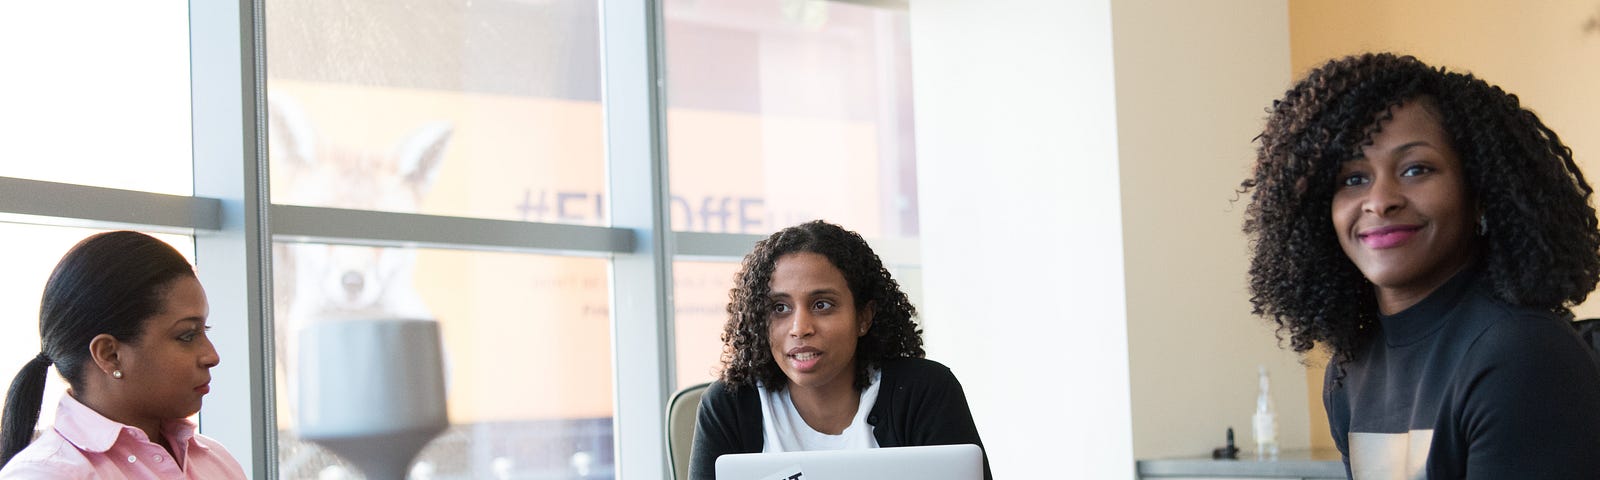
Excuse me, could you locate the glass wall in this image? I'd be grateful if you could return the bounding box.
[263,0,619,477]
[264,0,605,224]
[274,246,614,478]
[664,0,923,391]
[0,1,193,195]
[663,0,920,238]
[0,0,197,434]
[0,1,920,478]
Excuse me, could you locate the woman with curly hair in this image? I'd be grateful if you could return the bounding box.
[688,220,989,480]
[1243,52,1600,478]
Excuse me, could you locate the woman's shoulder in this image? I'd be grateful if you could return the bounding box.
[1460,287,1580,343]
[190,433,250,478]
[1470,311,1591,356]
[880,357,960,385]
[1454,295,1599,374]
[192,432,245,460]
[0,431,94,479]
[701,380,761,409]
[1455,286,1579,344]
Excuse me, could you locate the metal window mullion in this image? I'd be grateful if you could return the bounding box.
[0,176,222,232]
[601,0,675,478]
[270,204,635,255]
[190,0,276,478]
[671,231,920,267]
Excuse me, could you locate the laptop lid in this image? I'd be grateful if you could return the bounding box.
[714,444,983,480]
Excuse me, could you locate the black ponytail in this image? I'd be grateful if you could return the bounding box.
[0,231,194,468]
[0,355,52,466]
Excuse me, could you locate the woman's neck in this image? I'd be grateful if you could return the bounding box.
[1376,256,1477,316]
[786,375,862,435]
[72,388,175,458]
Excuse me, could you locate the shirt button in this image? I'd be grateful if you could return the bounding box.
[127,455,137,463]
[154,455,165,463]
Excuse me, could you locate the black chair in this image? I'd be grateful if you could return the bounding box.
[1573,318,1600,352]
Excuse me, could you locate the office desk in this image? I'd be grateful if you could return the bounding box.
[1137,448,1344,480]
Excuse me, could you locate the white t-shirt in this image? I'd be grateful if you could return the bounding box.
[757,369,882,452]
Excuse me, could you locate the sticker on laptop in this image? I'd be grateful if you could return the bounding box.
[758,465,805,480]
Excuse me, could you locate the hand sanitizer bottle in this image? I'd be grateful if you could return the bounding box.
[1252,365,1279,459]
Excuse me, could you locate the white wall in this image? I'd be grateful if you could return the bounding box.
[911,1,1135,477]
[912,0,1307,475]
[1111,0,1310,459]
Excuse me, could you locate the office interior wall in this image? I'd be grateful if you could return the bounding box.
[911,0,1135,477]
[1113,0,1309,460]
[1288,0,1600,451]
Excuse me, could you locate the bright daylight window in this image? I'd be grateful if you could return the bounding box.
[664,0,923,391]
[264,0,618,477]
[0,2,192,195]
[0,1,920,478]
[0,0,194,432]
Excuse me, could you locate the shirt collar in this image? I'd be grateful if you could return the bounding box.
[52,393,207,453]
[169,417,208,452]
[1378,264,1482,346]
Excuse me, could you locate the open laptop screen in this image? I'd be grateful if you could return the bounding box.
[714,444,984,480]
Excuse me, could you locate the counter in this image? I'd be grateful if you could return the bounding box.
[1137,448,1344,479]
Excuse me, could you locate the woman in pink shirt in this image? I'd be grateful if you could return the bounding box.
[0,231,246,479]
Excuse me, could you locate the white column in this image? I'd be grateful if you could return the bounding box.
[602,0,675,478]
[191,0,275,477]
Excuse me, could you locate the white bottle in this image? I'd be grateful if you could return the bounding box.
[1252,365,1279,459]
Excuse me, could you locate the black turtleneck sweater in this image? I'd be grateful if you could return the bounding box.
[1324,267,1600,479]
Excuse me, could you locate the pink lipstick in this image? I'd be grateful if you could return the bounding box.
[1359,225,1420,249]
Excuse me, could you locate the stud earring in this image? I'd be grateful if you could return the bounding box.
[112,370,123,379]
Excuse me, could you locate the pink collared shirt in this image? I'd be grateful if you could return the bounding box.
[0,394,246,479]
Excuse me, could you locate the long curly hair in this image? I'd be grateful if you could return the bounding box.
[718,220,924,391]
[1243,52,1600,371]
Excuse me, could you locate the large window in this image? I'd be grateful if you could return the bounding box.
[264,0,605,224]
[664,0,923,391]
[0,0,198,435]
[274,246,614,478]
[263,0,613,476]
[0,2,192,195]
[0,1,919,479]
[663,0,919,238]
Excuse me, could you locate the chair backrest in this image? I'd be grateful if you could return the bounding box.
[1574,318,1600,353]
[667,382,712,480]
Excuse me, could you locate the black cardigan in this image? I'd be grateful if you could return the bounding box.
[688,357,992,480]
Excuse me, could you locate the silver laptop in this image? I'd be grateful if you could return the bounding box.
[714,444,984,480]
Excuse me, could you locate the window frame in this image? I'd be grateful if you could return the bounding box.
[0,1,914,478]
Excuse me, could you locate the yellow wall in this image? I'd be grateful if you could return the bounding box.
[1114,0,1312,459]
[1288,0,1600,450]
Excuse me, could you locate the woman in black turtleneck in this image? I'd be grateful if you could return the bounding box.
[1242,52,1600,479]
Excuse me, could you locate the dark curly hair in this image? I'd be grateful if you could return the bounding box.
[718,220,924,392]
[1243,52,1600,371]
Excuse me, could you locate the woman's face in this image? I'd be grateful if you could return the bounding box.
[1331,99,1478,313]
[766,252,871,396]
[116,276,220,421]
